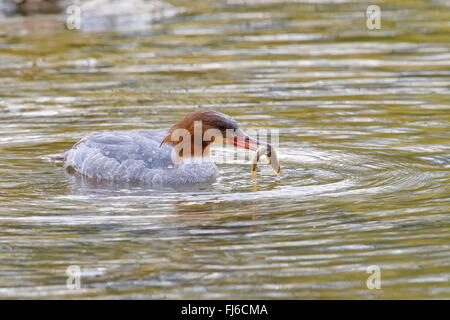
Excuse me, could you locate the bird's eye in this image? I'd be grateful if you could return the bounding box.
[218,124,226,130]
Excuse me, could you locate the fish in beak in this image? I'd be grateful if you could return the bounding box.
[224,128,280,179]
[251,146,280,179]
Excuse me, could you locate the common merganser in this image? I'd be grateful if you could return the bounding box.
[63,110,276,184]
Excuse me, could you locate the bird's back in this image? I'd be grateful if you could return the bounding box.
[63,130,218,184]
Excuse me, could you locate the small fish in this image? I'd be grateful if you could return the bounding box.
[251,144,280,179]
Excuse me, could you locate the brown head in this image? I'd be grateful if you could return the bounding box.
[160,110,268,158]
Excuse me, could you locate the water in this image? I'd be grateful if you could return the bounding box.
[0,0,449,299]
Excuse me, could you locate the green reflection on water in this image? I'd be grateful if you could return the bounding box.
[0,0,448,299]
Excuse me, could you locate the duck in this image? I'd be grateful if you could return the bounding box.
[63,110,276,184]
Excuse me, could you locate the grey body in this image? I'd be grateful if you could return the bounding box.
[63,130,218,184]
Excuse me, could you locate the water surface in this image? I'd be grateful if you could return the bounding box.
[0,0,449,299]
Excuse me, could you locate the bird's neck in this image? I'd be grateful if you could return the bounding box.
[170,141,214,165]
